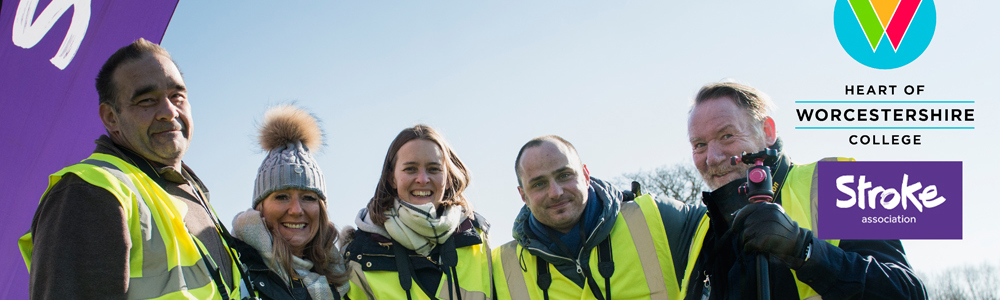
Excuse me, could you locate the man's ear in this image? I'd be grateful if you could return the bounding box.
[762,116,777,146]
[583,164,591,183]
[518,186,527,204]
[99,102,118,134]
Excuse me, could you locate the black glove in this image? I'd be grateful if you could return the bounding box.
[731,202,813,269]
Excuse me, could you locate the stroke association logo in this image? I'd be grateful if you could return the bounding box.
[817,161,962,240]
[834,0,936,69]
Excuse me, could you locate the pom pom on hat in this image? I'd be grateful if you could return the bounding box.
[252,104,326,208]
[259,104,323,153]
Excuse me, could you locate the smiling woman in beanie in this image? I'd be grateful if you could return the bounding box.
[230,104,350,300]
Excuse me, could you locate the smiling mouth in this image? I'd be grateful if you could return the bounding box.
[548,200,570,210]
[150,128,185,139]
[151,120,186,136]
[710,169,736,178]
[412,190,432,197]
[153,130,180,135]
[283,223,306,229]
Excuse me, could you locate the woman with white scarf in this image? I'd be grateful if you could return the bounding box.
[342,125,493,300]
[230,105,350,300]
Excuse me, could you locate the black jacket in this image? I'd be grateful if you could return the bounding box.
[343,214,489,299]
[232,238,341,300]
[684,143,926,300]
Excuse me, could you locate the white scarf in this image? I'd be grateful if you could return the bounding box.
[232,209,349,299]
[382,199,467,256]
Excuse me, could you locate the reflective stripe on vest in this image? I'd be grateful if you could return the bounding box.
[494,195,677,299]
[678,157,852,300]
[781,158,848,299]
[18,153,240,300]
[345,229,494,300]
[677,215,711,299]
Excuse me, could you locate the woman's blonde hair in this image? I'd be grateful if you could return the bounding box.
[264,199,350,286]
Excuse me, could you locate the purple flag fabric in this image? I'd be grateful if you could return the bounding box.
[0,0,178,298]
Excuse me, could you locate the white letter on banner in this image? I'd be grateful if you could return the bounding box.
[900,174,924,212]
[919,185,946,208]
[11,0,91,70]
[835,175,856,208]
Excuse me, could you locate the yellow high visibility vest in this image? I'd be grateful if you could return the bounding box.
[18,153,242,300]
[344,229,494,300]
[679,158,853,300]
[493,194,681,299]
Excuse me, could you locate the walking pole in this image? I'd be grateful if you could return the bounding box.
[731,149,778,300]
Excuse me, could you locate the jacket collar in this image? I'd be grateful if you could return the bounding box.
[512,177,623,264]
[701,138,792,231]
[230,238,270,272]
[94,135,195,185]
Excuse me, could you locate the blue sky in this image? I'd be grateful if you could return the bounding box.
[160,1,999,275]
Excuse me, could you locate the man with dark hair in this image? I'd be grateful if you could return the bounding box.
[493,135,705,299]
[18,38,244,299]
[682,81,926,299]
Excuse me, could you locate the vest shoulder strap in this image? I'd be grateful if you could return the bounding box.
[78,157,155,241]
[679,214,711,299]
[497,241,531,299]
[782,157,853,299]
[21,155,149,271]
[619,197,672,298]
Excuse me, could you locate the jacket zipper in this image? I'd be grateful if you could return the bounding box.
[701,271,711,300]
[576,216,606,273]
[525,216,608,276]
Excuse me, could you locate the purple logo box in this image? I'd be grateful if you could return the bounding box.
[817,161,962,240]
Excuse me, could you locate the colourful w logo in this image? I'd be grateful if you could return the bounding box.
[848,0,922,52]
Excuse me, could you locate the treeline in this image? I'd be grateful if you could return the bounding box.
[919,261,1000,300]
[614,163,705,205]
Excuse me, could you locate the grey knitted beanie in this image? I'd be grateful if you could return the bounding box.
[253,105,326,208]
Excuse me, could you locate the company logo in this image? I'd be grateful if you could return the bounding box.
[817,161,961,239]
[834,0,936,69]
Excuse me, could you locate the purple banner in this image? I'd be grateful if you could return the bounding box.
[817,161,963,240]
[0,0,177,298]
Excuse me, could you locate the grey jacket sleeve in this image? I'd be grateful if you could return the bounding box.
[654,196,708,287]
[29,173,130,300]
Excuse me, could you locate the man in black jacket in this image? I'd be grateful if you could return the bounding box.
[683,81,927,299]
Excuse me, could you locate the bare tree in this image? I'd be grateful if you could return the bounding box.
[615,163,707,205]
[923,260,1000,300]
[965,263,999,300]
[926,268,967,300]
